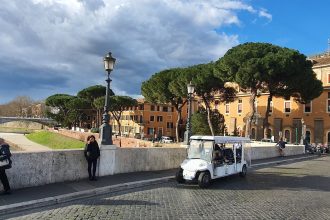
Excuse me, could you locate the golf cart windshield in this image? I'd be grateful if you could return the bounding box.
[187,140,213,162]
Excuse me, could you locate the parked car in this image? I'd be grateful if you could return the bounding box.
[160,136,173,143]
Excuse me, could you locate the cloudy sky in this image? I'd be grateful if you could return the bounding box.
[0,0,329,104]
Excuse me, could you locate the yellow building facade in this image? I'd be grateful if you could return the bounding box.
[216,54,330,144]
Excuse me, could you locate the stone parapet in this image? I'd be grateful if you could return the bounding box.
[3,144,305,190]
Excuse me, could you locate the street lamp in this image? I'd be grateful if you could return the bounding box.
[184,81,195,145]
[100,52,116,145]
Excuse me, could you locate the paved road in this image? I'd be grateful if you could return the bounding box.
[3,156,330,220]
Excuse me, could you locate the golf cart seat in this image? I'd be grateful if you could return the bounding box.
[224,148,235,164]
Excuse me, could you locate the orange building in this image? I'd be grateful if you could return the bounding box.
[111,99,197,141]
[213,53,330,144]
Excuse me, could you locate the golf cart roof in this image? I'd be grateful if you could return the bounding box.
[190,136,251,143]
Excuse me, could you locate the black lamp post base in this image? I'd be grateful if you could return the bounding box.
[100,123,113,145]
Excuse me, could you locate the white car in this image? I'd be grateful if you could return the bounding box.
[176,136,251,188]
[160,136,173,143]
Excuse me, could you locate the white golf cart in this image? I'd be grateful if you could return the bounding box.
[176,136,251,188]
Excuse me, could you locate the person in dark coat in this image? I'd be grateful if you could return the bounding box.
[276,138,287,157]
[84,135,100,181]
[0,138,11,194]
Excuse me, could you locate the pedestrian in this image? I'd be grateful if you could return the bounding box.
[0,138,12,194]
[276,138,286,157]
[84,135,100,181]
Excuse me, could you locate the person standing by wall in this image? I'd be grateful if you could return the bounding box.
[84,135,100,181]
[276,138,286,157]
[0,138,12,194]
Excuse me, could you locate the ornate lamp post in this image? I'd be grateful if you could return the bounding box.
[184,82,195,145]
[100,52,116,145]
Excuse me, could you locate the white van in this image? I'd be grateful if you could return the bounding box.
[176,136,251,188]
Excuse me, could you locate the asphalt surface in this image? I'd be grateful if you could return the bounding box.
[2,155,329,220]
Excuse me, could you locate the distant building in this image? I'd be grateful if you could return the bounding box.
[110,99,197,141]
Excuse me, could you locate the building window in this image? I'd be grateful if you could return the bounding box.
[139,104,144,110]
[150,116,154,122]
[167,122,174,128]
[157,106,160,111]
[269,101,273,114]
[214,100,219,109]
[171,107,174,112]
[147,127,154,135]
[87,116,91,120]
[328,73,330,84]
[163,106,168,112]
[284,129,291,143]
[284,101,291,113]
[150,105,155,111]
[157,116,163,122]
[238,99,242,114]
[251,128,256,140]
[304,101,312,113]
[225,103,230,114]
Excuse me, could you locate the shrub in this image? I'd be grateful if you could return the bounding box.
[91,127,99,133]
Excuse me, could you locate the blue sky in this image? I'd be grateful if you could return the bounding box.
[230,0,330,55]
[0,0,329,104]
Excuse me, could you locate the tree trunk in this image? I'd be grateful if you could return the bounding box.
[96,109,99,127]
[176,110,182,143]
[203,96,214,136]
[263,94,273,139]
[246,90,257,138]
[117,119,121,137]
[98,109,101,127]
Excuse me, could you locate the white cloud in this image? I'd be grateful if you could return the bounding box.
[259,8,272,22]
[0,0,271,103]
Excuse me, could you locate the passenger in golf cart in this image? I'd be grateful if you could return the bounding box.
[176,136,250,188]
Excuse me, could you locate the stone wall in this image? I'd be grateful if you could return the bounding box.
[3,144,305,190]
[5,147,186,190]
[249,144,305,160]
[0,121,43,129]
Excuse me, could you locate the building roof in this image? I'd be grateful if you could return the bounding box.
[310,54,330,67]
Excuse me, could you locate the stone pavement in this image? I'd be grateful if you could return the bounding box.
[3,154,329,220]
[0,154,320,219]
[0,133,51,152]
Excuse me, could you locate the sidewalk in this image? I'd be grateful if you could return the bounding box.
[0,154,318,215]
[0,133,51,151]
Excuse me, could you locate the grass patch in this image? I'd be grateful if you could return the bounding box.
[26,131,85,149]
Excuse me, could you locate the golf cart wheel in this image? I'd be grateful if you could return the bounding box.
[175,168,185,184]
[239,165,247,177]
[198,171,211,188]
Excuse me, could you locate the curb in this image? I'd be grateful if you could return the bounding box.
[250,154,318,168]
[0,176,174,216]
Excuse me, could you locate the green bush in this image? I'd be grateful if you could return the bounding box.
[90,127,99,133]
